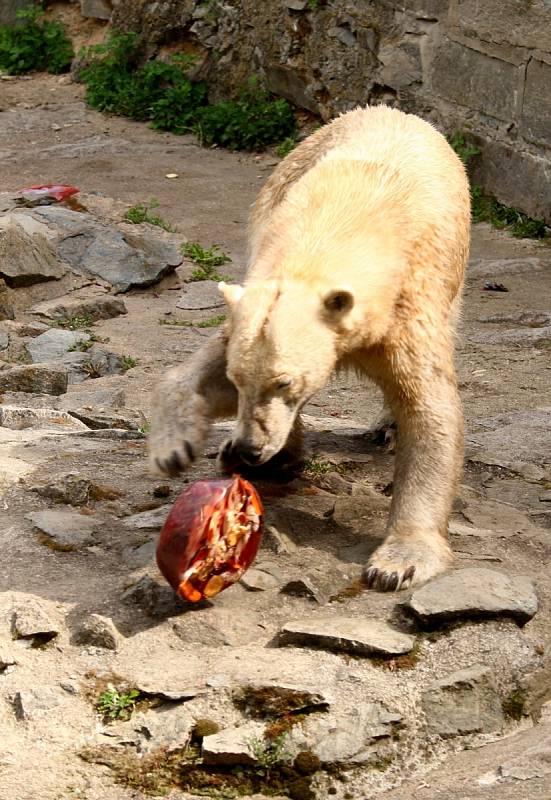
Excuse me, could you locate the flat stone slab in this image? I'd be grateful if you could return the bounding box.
[0,216,66,286]
[233,681,331,716]
[422,665,504,738]
[405,568,538,625]
[202,721,265,766]
[10,600,61,643]
[73,614,121,650]
[278,616,416,657]
[176,280,226,310]
[26,329,91,363]
[0,364,68,395]
[26,509,100,551]
[0,406,88,432]
[30,294,127,323]
[122,505,171,530]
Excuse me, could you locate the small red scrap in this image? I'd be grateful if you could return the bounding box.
[156,476,264,603]
[17,185,80,203]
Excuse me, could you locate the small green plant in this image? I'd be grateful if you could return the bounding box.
[302,456,332,478]
[181,241,232,281]
[58,314,94,330]
[125,200,172,231]
[159,314,227,328]
[448,131,481,165]
[0,5,74,75]
[121,355,138,370]
[137,422,150,434]
[246,733,292,776]
[195,79,297,151]
[80,32,207,130]
[97,686,140,721]
[276,136,297,158]
[470,185,547,239]
[68,338,95,352]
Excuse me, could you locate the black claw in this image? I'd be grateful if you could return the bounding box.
[183,440,195,462]
[379,571,393,591]
[363,567,378,589]
[167,451,183,475]
[403,565,416,582]
[384,571,399,592]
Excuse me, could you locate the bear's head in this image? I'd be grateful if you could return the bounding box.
[218,278,354,466]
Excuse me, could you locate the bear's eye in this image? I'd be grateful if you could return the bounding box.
[275,379,292,391]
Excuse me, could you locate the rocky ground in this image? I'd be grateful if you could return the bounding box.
[0,74,550,800]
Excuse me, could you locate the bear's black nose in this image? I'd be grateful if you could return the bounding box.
[232,441,263,466]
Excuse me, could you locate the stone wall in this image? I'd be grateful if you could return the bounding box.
[7,0,551,222]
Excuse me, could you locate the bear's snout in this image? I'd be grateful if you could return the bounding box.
[230,439,264,466]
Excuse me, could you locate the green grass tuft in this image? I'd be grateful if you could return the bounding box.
[97,686,140,721]
[125,200,172,231]
[159,315,227,328]
[0,5,73,75]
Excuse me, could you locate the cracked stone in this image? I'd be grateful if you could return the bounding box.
[57,347,128,384]
[10,600,61,644]
[278,616,416,657]
[102,706,193,753]
[240,568,281,592]
[0,364,68,395]
[176,281,226,310]
[304,704,401,765]
[122,505,171,530]
[28,472,92,506]
[0,216,66,287]
[0,407,88,432]
[406,568,538,625]
[422,665,504,738]
[73,614,122,650]
[26,329,91,362]
[280,577,326,603]
[30,294,127,324]
[26,508,100,551]
[58,385,126,412]
[12,687,62,720]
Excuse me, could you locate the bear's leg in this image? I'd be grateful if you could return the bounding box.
[217,415,305,481]
[149,332,237,476]
[363,355,462,591]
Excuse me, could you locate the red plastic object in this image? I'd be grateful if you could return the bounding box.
[17,185,80,203]
[156,477,264,603]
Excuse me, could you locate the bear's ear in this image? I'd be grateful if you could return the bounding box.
[323,287,355,315]
[219,281,244,307]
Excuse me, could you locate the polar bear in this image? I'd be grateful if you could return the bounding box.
[149,105,470,591]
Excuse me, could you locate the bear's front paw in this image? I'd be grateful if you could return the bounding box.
[148,412,208,477]
[362,533,453,592]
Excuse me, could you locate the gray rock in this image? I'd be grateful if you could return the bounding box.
[80,0,113,21]
[0,406,87,432]
[122,505,171,530]
[284,0,308,10]
[234,681,331,716]
[0,363,68,395]
[176,281,226,310]
[278,616,416,657]
[422,665,504,738]
[28,472,92,506]
[479,310,551,327]
[470,410,551,476]
[57,347,127,384]
[26,508,100,551]
[499,739,551,781]
[26,329,91,363]
[0,217,66,287]
[280,577,326,603]
[2,320,49,337]
[240,568,281,592]
[0,329,8,350]
[12,688,62,720]
[30,207,181,291]
[202,721,265,766]
[30,294,127,324]
[58,385,125,412]
[103,706,193,753]
[540,490,551,503]
[0,0,33,27]
[469,326,551,346]
[304,704,401,765]
[73,614,121,650]
[0,278,15,320]
[0,643,17,671]
[406,568,538,625]
[10,602,61,644]
[264,524,298,554]
[122,575,187,618]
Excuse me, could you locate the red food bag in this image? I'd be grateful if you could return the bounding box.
[156,477,264,603]
[16,185,79,205]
